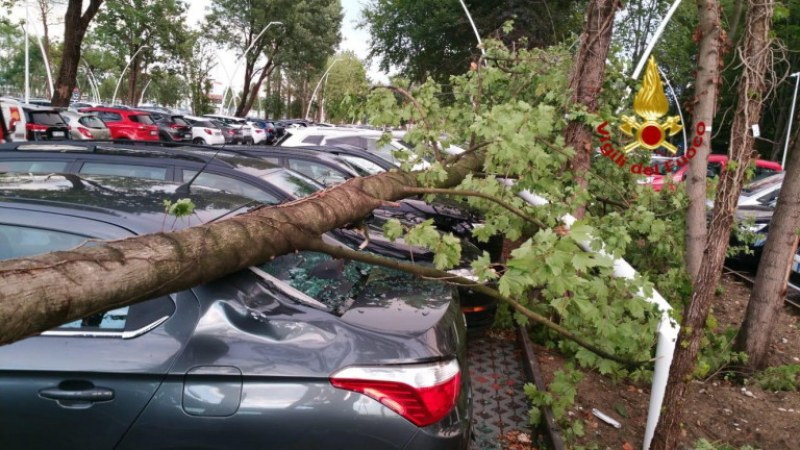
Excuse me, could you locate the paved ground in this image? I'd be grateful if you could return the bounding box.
[467,331,532,450]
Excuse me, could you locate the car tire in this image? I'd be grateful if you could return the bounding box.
[244,138,254,145]
[192,138,206,145]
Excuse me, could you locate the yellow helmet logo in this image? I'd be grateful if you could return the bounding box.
[619,57,682,154]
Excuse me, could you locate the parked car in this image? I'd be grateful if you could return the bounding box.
[16,103,70,141]
[645,154,783,191]
[0,97,25,143]
[144,111,193,142]
[78,107,159,141]
[59,110,111,140]
[736,172,784,207]
[183,115,226,146]
[247,118,279,144]
[0,141,496,328]
[203,114,253,144]
[0,172,471,450]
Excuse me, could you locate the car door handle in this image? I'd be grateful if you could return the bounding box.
[39,386,114,402]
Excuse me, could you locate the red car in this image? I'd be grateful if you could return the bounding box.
[79,107,159,141]
[647,154,783,191]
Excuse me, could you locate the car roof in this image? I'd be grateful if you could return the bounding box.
[0,172,259,236]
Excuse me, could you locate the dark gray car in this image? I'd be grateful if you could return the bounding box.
[0,173,471,450]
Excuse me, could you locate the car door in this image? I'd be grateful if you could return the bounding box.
[0,212,197,450]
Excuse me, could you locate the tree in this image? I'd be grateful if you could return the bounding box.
[735,118,800,369]
[91,0,190,105]
[50,0,105,107]
[651,1,776,447]
[361,0,586,83]
[205,0,342,117]
[185,33,217,115]
[312,52,369,124]
[564,0,620,217]
[685,0,724,280]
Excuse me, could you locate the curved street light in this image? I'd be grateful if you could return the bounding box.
[111,45,151,106]
[219,21,284,114]
[306,58,339,121]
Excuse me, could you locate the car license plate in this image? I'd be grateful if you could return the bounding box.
[184,133,191,139]
[150,131,158,136]
[52,131,64,137]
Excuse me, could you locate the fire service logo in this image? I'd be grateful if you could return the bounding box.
[596,57,705,176]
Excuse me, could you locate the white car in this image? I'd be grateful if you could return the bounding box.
[737,172,783,207]
[203,114,253,144]
[184,115,226,145]
[246,120,268,144]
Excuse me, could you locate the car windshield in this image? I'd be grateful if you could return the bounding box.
[338,154,385,176]
[742,173,783,195]
[129,114,155,125]
[193,120,217,128]
[30,112,66,126]
[261,169,322,199]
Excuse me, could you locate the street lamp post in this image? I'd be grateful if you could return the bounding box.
[111,45,150,106]
[782,72,800,168]
[219,21,284,115]
[457,0,485,57]
[306,58,339,121]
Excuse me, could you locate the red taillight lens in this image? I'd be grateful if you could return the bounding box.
[330,359,460,427]
[227,130,235,135]
[26,123,49,131]
[170,123,182,129]
[204,128,213,135]
[77,127,93,138]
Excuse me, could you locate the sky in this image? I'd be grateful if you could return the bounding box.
[9,0,390,97]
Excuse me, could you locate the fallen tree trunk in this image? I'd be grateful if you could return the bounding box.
[0,158,479,346]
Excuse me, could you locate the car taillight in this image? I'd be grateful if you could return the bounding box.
[330,359,460,427]
[170,124,183,129]
[77,127,93,138]
[227,130,235,135]
[204,128,213,135]
[26,123,49,131]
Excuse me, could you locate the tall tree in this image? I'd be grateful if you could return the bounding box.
[185,33,217,115]
[735,118,800,369]
[685,0,724,280]
[564,0,620,217]
[309,52,369,124]
[205,0,342,117]
[651,1,776,447]
[92,0,190,105]
[361,0,585,83]
[50,0,104,107]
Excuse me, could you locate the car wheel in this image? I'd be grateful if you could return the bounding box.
[159,133,171,142]
[244,138,254,145]
[192,138,206,145]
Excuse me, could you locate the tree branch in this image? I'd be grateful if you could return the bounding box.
[402,186,546,229]
[306,239,647,368]
[373,85,443,162]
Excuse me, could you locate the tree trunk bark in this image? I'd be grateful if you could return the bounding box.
[651,1,775,448]
[239,63,275,117]
[0,155,483,346]
[685,0,723,281]
[563,0,620,219]
[50,0,105,107]
[736,116,800,369]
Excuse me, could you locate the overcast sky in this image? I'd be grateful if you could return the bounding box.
[10,0,390,94]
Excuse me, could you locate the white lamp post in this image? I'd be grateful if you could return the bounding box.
[306,58,339,121]
[111,45,150,106]
[782,72,800,168]
[219,21,284,115]
[458,0,485,57]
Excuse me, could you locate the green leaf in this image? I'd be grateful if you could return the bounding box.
[382,219,405,242]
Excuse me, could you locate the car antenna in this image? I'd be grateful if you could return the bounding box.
[207,199,265,223]
[176,133,232,195]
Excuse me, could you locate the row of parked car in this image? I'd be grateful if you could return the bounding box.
[0,120,492,448]
[0,98,291,146]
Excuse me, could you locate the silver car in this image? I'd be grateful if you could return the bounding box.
[60,110,111,140]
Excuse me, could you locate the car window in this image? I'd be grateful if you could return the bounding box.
[30,111,67,126]
[98,111,122,122]
[79,116,106,129]
[181,170,280,204]
[0,160,69,173]
[79,162,168,180]
[173,117,190,126]
[707,162,722,178]
[301,135,325,145]
[129,114,155,125]
[261,169,321,199]
[326,136,364,148]
[338,155,385,175]
[287,159,348,185]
